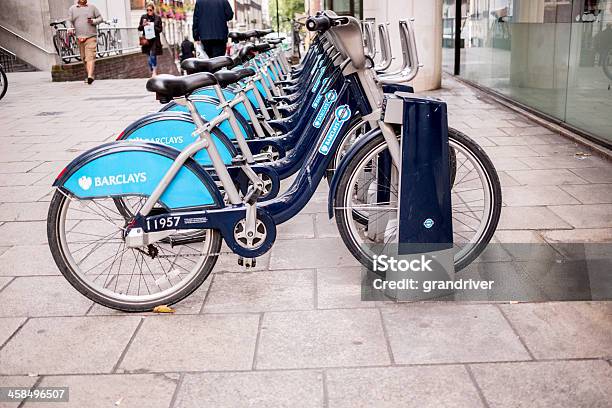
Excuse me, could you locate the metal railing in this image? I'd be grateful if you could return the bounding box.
[51,22,141,64]
[0,46,17,71]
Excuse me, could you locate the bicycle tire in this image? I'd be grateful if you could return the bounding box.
[47,190,222,312]
[334,128,502,273]
[97,31,108,58]
[0,65,7,101]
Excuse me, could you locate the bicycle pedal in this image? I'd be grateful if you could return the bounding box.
[238,257,257,268]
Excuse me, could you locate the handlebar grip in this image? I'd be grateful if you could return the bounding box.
[306,15,331,32]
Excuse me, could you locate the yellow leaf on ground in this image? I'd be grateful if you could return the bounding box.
[153,305,175,313]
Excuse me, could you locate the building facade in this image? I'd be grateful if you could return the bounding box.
[443,0,612,145]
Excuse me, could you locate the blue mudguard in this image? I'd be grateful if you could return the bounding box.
[118,113,236,166]
[327,128,384,219]
[54,142,224,210]
[160,97,254,141]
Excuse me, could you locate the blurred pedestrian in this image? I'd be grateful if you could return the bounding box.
[68,0,103,84]
[138,2,163,77]
[193,0,234,58]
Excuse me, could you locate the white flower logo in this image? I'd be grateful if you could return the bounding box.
[78,176,92,191]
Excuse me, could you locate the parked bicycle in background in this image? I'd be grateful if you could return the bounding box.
[50,20,81,64]
[0,63,7,101]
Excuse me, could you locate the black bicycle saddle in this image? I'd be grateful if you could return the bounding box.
[255,29,274,37]
[146,73,217,99]
[214,68,256,87]
[181,56,234,74]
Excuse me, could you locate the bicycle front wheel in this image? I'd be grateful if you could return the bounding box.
[333,128,502,272]
[47,190,222,312]
[0,65,7,101]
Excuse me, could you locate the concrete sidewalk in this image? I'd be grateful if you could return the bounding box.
[0,72,610,408]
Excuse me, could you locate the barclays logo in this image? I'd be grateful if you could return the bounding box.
[78,176,92,191]
[312,90,338,129]
[318,105,351,155]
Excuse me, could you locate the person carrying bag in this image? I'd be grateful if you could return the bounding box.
[138,2,163,77]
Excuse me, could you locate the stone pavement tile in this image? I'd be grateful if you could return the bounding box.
[520,155,608,169]
[175,370,324,408]
[316,267,375,309]
[204,269,314,313]
[269,237,359,270]
[0,245,60,277]
[119,314,260,372]
[0,202,50,222]
[0,186,51,203]
[326,365,484,408]
[481,145,540,158]
[470,360,612,408]
[505,169,588,186]
[0,376,39,408]
[560,184,612,204]
[0,173,46,187]
[571,167,612,183]
[0,276,12,291]
[499,126,555,136]
[497,207,572,230]
[28,374,179,408]
[497,171,522,187]
[541,228,612,243]
[87,279,211,316]
[0,246,9,256]
[0,316,141,375]
[29,161,70,175]
[0,276,92,317]
[313,214,340,238]
[499,302,612,359]
[0,162,41,174]
[276,214,315,239]
[549,204,612,228]
[0,317,26,346]
[256,309,390,369]
[527,142,586,156]
[502,186,580,206]
[488,157,532,171]
[299,193,328,214]
[0,221,47,246]
[380,304,530,364]
[493,230,546,243]
[465,119,516,129]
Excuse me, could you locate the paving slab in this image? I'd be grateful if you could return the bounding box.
[0,276,92,317]
[541,228,612,243]
[28,374,179,408]
[502,186,580,206]
[380,304,531,364]
[0,202,51,222]
[313,214,341,238]
[174,370,324,408]
[505,169,588,186]
[316,267,375,309]
[559,184,612,204]
[0,186,51,203]
[0,221,48,245]
[326,365,484,408]
[497,207,572,230]
[570,167,612,183]
[119,314,260,372]
[0,245,60,276]
[269,238,359,270]
[256,309,390,369]
[0,375,39,408]
[549,204,612,228]
[470,360,612,408]
[204,269,314,313]
[0,317,26,346]
[0,316,141,375]
[499,302,612,359]
[275,214,315,239]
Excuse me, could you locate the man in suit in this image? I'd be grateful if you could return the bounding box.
[192,0,234,58]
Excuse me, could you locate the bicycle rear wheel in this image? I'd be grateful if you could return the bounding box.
[334,128,502,272]
[47,190,222,312]
[97,31,108,58]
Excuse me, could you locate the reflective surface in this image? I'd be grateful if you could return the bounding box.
[443,0,612,144]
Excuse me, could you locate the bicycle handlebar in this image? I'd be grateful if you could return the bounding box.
[305,14,349,33]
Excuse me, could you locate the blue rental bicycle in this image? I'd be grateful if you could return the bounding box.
[47,13,501,311]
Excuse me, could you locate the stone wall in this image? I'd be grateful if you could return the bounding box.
[51,49,179,82]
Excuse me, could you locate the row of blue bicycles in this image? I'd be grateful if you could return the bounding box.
[47,12,502,311]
